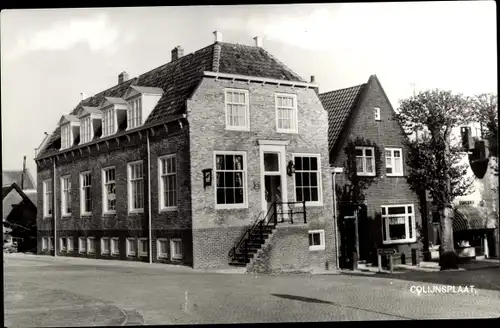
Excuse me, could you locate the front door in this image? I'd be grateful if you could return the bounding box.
[263,152,282,221]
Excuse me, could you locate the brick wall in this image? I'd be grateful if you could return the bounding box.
[188,77,335,269]
[332,78,421,261]
[35,123,193,266]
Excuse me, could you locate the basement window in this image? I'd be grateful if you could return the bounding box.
[308,230,325,251]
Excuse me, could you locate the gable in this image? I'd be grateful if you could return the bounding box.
[3,189,23,220]
[2,171,36,190]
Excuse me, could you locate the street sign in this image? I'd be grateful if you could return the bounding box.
[378,248,396,256]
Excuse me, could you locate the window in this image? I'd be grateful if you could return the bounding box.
[101,237,110,255]
[374,107,381,121]
[127,238,137,257]
[224,89,250,131]
[61,123,72,149]
[275,93,298,133]
[102,108,116,137]
[79,237,87,253]
[42,237,48,251]
[385,148,403,176]
[49,237,54,250]
[214,151,247,209]
[355,146,376,176]
[138,238,148,257]
[294,154,322,205]
[159,155,177,210]
[127,97,142,129]
[128,161,144,212]
[111,237,119,255]
[67,237,74,252]
[102,167,116,213]
[308,230,325,251]
[80,116,92,144]
[157,238,168,259]
[60,238,67,252]
[80,172,92,215]
[61,176,72,216]
[170,238,183,260]
[87,237,96,254]
[43,179,53,218]
[381,205,416,244]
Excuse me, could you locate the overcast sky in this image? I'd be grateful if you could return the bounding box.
[1,2,497,180]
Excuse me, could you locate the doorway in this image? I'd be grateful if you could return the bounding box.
[259,144,288,216]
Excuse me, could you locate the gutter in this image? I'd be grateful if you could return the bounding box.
[202,71,318,89]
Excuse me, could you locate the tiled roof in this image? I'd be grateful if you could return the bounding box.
[319,84,366,152]
[129,86,164,95]
[2,170,36,190]
[37,41,305,159]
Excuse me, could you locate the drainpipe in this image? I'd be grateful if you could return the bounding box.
[53,157,57,257]
[332,167,344,270]
[147,130,152,264]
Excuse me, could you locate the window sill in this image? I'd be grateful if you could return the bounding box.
[294,202,323,208]
[159,207,178,213]
[276,129,298,134]
[158,255,168,260]
[127,254,137,258]
[171,257,183,261]
[62,214,72,218]
[139,253,148,258]
[80,213,92,217]
[357,173,376,177]
[225,126,250,132]
[383,239,417,245]
[215,204,248,210]
[309,246,325,251]
[101,252,110,256]
[128,209,144,214]
[103,211,116,216]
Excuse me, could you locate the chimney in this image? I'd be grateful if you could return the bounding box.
[21,156,26,190]
[118,71,129,84]
[310,75,319,94]
[253,36,262,47]
[80,92,86,101]
[213,31,223,43]
[171,46,184,61]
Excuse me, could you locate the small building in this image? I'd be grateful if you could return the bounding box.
[320,75,421,268]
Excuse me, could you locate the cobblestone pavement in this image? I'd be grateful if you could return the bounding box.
[4,254,500,326]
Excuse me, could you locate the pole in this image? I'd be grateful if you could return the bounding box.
[147,131,153,264]
[332,172,339,270]
[53,158,57,257]
[21,156,26,190]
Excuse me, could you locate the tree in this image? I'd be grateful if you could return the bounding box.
[394,89,474,270]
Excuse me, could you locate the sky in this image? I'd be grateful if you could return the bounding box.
[1,2,497,182]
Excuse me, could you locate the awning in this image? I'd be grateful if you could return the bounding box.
[453,206,497,232]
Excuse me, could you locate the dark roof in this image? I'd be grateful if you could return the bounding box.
[2,183,36,220]
[319,84,366,152]
[129,86,164,94]
[2,170,36,190]
[37,41,305,159]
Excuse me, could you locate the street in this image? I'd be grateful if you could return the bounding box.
[4,254,500,326]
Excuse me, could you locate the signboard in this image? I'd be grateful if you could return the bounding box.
[378,248,396,256]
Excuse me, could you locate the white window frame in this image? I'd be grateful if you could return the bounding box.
[170,238,183,260]
[355,146,376,176]
[128,161,144,213]
[381,204,416,245]
[79,237,87,253]
[61,123,73,150]
[43,179,53,218]
[80,116,93,144]
[61,175,72,217]
[42,237,48,251]
[308,229,325,251]
[385,147,404,177]
[126,237,137,257]
[102,107,117,137]
[111,237,120,255]
[138,238,148,257]
[86,237,96,254]
[158,154,178,212]
[157,238,169,259]
[374,107,381,121]
[224,88,250,131]
[127,96,143,129]
[101,237,110,255]
[292,153,323,207]
[275,93,298,133]
[102,167,116,214]
[59,237,67,252]
[214,150,248,210]
[80,172,92,215]
[67,237,74,252]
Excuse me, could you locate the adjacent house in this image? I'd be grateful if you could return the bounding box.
[34,32,335,272]
[320,75,421,268]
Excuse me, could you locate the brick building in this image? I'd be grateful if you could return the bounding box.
[35,32,335,272]
[319,75,421,268]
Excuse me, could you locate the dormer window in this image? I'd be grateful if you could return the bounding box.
[127,96,143,129]
[80,116,92,144]
[61,124,72,149]
[124,85,163,130]
[102,107,117,137]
